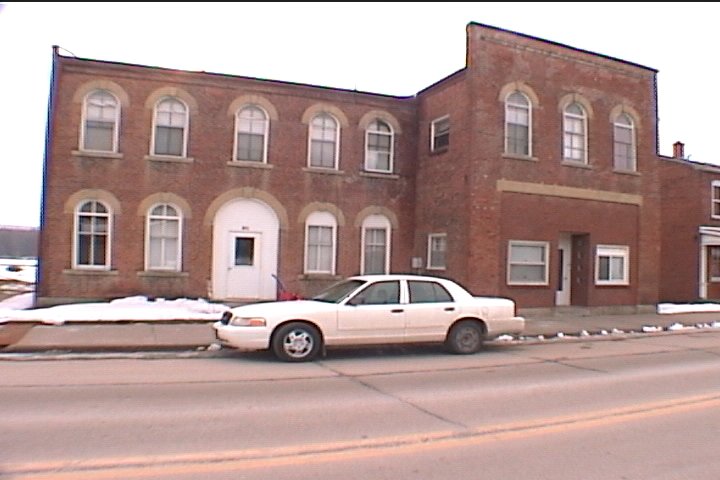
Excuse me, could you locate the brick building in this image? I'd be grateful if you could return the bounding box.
[38,22,665,312]
[659,142,720,302]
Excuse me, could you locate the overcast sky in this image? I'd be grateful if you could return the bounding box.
[1,2,717,228]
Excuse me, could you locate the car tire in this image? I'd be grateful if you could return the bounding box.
[445,320,485,354]
[272,322,323,362]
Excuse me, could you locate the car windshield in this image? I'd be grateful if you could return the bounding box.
[311,279,366,303]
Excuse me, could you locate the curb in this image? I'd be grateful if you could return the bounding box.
[2,325,717,361]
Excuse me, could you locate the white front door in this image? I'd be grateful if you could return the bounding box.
[226,232,262,299]
[212,198,279,301]
[555,235,572,306]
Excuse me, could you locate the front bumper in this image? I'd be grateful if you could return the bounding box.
[213,321,271,351]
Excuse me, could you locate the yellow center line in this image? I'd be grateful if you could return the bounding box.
[6,393,719,479]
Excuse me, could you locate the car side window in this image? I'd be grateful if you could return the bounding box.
[408,281,453,303]
[348,281,400,305]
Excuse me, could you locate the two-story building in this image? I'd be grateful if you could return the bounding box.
[38,22,665,312]
[659,142,720,302]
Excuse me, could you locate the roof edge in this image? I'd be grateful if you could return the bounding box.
[468,21,658,73]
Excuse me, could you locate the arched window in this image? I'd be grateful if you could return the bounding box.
[74,200,111,269]
[235,106,268,162]
[309,113,339,169]
[146,203,182,271]
[563,103,587,163]
[304,211,337,274]
[361,214,391,275]
[152,97,188,157]
[505,91,531,156]
[365,119,393,173]
[613,113,636,171]
[82,90,119,152]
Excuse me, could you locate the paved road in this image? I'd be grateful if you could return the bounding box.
[2,330,720,479]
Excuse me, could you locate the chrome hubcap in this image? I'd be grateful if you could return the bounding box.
[458,327,480,350]
[283,330,313,358]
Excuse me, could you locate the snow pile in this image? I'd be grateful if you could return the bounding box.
[0,259,37,284]
[642,325,663,333]
[657,302,720,314]
[0,293,229,325]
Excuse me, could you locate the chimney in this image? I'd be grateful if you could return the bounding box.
[673,141,685,159]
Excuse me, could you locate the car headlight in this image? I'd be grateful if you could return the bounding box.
[229,317,267,327]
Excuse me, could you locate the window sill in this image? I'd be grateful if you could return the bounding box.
[226,160,273,170]
[72,150,123,160]
[613,168,640,176]
[145,155,194,164]
[561,160,593,170]
[302,167,344,175]
[63,268,118,276]
[429,147,449,156]
[298,273,341,280]
[359,171,399,180]
[595,282,629,287]
[137,271,189,278]
[503,153,538,162]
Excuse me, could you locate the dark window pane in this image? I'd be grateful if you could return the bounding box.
[85,121,114,151]
[234,238,254,266]
[155,126,184,156]
[409,281,452,303]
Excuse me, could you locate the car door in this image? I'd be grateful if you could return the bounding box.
[335,280,406,345]
[403,279,458,342]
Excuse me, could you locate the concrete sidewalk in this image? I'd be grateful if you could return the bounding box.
[2,310,720,354]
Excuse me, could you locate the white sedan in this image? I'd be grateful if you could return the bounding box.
[213,274,525,362]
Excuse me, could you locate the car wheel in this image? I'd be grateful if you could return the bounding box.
[446,320,485,354]
[272,322,322,362]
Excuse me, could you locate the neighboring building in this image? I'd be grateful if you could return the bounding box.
[659,142,720,302]
[38,22,664,312]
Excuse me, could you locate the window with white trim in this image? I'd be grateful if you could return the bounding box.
[361,214,391,275]
[613,113,636,171]
[507,240,548,285]
[430,116,449,152]
[82,90,119,152]
[712,180,720,219]
[595,245,629,285]
[309,113,339,169]
[304,211,337,274]
[235,106,268,162]
[563,103,587,163]
[505,91,531,156]
[427,234,447,270]
[74,200,111,270]
[152,97,188,157]
[146,204,182,271]
[365,119,393,172]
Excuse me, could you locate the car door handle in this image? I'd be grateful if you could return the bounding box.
[391,309,404,313]
[444,307,455,312]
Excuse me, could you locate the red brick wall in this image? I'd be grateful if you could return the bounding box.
[39,23,668,310]
[39,56,418,304]
[658,158,720,302]
[396,23,661,308]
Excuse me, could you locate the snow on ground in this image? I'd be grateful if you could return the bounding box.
[657,302,720,314]
[0,292,229,325]
[0,258,37,284]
